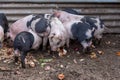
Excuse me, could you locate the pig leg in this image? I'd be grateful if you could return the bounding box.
[14,49,20,63]
[96,34,103,45]
[95,38,102,46]
[66,38,70,48]
[42,37,48,51]
[93,34,102,46]
[20,51,27,68]
[92,37,98,46]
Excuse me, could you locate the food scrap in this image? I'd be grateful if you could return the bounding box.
[57,48,67,57]
[58,73,65,80]
[29,61,35,68]
[97,50,104,55]
[0,66,11,71]
[116,52,120,56]
[90,52,97,59]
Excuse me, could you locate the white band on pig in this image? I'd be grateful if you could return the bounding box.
[30,18,40,32]
[19,35,26,43]
[28,29,42,50]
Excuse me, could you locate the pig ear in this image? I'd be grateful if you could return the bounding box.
[53,10,60,18]
[59,35,65,40]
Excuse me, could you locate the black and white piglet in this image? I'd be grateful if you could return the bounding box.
[81,16,105,46]
[13,30,42,68]
[71,21,95,53]
[0,13,9,47]
[61,9,105,46]
[27,14,51,50]
[54,10,105,49]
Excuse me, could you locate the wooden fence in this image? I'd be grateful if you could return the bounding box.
[0,1,120,33]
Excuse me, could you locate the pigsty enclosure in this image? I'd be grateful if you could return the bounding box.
[0,1,120,33]
[0,1,120,80]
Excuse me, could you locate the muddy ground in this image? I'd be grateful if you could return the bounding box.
[0,34,120,80]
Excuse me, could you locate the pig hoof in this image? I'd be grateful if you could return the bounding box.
[21,63,26,68]
[14,56,19,63]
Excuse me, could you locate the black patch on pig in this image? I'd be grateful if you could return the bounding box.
[71,22,92,42]
[13,31,34,52]
[0,13,9,33]
[35,18,48,33]
[27,14,45,28]
[13,31,34,68]
[62,8,80,15]
[81,16,97,29]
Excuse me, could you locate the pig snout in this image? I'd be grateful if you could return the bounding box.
[81,40,92,53]
[51,46,58,51]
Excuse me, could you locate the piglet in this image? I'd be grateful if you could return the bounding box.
[27,14,52,50]
[54,10,105,52]
[13,29,42,68]
[81,16,105,46]
[0,13,9,47]
[49,17,69,52]
[71,21,95,53]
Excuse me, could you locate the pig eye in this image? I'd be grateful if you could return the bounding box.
[57,39,62,45]
[57,41,60,45]
[50,33,56,41]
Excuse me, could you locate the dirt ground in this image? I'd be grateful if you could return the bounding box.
[0,34,120,80]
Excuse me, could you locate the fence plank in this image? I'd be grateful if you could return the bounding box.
[0,2,119,33]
